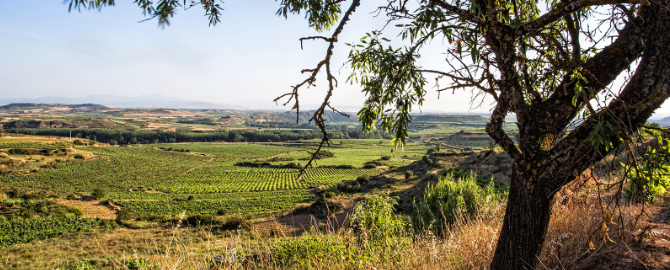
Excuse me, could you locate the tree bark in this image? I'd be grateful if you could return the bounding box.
[490,165,556,269]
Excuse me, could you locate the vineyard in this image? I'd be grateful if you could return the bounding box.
[112,190,313,216]
[154,143,309,159]
[0,146,209,192]
[0,216,107,247]
[0,139,420,217]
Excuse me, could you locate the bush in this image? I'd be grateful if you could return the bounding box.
[125,258,155,270]
[217,208,229,215]
[22,193,45,200]
[68,260,98,270]
[363,163,377,169]
[116,208,135,221]
[220,216,253,231]
[422,155,433,166]
[404,171,413,180]
[98,219,119,230]
[92,188,107,200]
[311,150,335,159]
[7,189,22,199]
[271,234,355,268]
[66,194,78,200]
[356,175,369,184]
[381,156,391,160]
[348,195,410,246]
[336,181,361,193]
[184,215,223,227]
[414,171,505,235]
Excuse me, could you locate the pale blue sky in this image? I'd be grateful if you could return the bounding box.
[1,1,669,118]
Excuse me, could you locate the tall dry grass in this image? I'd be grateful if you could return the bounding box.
[129,200,506,270]
[147,194,655,269]
[538,192,652,270]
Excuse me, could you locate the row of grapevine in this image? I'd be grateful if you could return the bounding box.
[114,191,313,216]
[0,216,104,247]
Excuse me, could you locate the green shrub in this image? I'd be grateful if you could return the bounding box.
[7,189,22,199]
[184,215,223,227]
[125,258,155,270]
[336,181,361,193]
[404,171,413,180]
[92,188,107,200]
[415,171,506,235]
[22,193,45,200]
[220,216,253,231]
[270,195,414,267]
[270,233,355,268]
[116,208,135,221]
[98,219,119,230]
[349,195,408,242]
[363,163,377,169]
[68,259,98,270]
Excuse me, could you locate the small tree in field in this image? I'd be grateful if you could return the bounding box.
[65,0,670,268]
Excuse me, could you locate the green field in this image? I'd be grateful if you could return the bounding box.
[0,139,423,216]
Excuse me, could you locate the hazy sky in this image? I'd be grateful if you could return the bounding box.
[1,1,669,117]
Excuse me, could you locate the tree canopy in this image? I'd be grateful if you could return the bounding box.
[64,0,670,268]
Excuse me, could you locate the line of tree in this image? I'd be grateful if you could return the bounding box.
[15,128,391,145]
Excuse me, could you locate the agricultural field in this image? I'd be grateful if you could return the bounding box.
[0,136,424,219]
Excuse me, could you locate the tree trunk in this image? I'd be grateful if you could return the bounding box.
[490,164,556,269]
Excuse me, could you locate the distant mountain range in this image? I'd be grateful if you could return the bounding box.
[0,95,247,110]
[652,116,670,126]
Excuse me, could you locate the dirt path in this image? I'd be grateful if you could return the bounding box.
[182,156,215,175]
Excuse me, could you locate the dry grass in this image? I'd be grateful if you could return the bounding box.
[3,185,668,269]
[55,199,117,220]
[538,188,670,270]
[134,201,506,270]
